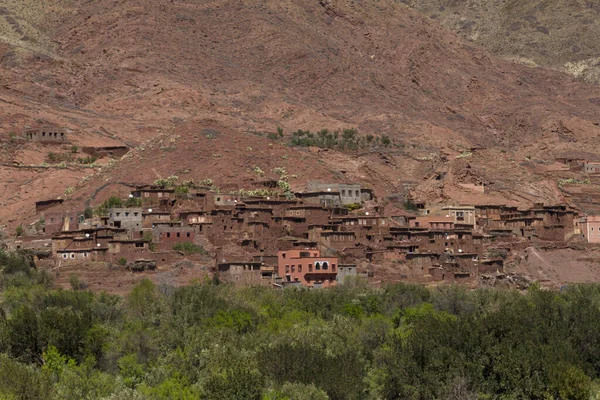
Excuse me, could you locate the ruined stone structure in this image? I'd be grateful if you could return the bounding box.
[23,126,67,143]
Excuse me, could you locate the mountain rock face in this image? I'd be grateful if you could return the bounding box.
[401,0,600,82]
[0,0,600,226]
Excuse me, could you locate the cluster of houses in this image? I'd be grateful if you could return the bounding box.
[11,179,596,288]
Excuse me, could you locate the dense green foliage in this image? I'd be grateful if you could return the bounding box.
[1,250,600,398]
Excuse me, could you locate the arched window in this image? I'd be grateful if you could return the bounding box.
[315,262,321,270]
[322,262,329,270]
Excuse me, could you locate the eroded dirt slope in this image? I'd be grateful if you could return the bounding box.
[1,0,600,227]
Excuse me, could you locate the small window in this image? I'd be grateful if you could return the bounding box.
[282,253,286,259]
[70,253,75,259]
[167,232,171,238]
[315,262,321,270]
[322,262,328,270]
[177,232,180,238]
[125,212,129,217]
[341,190,346,196]
[186,232,190,237]
[332,264,336,271]
[62,253,68,259]
[291,265,295,273]
[298,265,302,272]
[309,264,313,272]
[285,265,289,273]
[134,212,139,216]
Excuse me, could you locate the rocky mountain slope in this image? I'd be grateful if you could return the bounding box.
[401,0,600,82]
[1,0,600,227]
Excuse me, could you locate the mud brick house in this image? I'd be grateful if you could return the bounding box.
[108,208,142,230]
[360,187,375,202]
[442,206,476,227]
[52,229,115,264]
[296,190,342,208]
[174,191,211,211]
[533,204,577,241]
[308,227,357,251]
[216,262,268,286]
[243,198,298,218]
[142,210,172,228]
[44,211,80,234]
[475,205,515,228]
[35,199,64,213]
[306,181,363,205]
[405,253,436,277]
[214,194,238,207]
[236,205,274,226]
[278,249,338,287]
[584,161,600,174]
[284,205,331,225]
[273,237,319,252]
[179,210,213,233]
[55,247,108,264]
[581,216,600,243]
[108,238,150,259]
[410,215,455,230]
[23,126,67,143]
[337,264,357,283]
[153,226,195,250]
[132,186,176,208]
[555,157,586,170]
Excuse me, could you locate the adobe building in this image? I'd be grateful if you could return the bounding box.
[131,186,176,208]
[44,211,80,234]
[142,210,172,228]
[337,264,357,284]
[35,199,64,213]
[584,161,600,174]
[305,181,363,205]
[108,208,142,231]
[216,262,266,286]
[410,215,455,230]
[153,226,195,250]
[442,206,476,227]
[581,216,600,243]
[296,190,342,208]
[214,194,239,207]
[277,249,338,287]
[23,126,67,143]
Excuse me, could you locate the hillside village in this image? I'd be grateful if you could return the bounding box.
[5,163,597,289]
